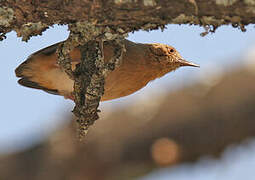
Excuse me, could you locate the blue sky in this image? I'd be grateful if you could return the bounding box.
[0,24,255,155]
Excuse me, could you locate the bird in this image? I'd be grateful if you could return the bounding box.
[15,39,199,101]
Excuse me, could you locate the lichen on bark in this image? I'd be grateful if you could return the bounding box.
[73,41,104,140]
[56,21,126,140]
[1,0,255,42]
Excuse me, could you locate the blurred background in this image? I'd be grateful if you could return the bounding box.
[1,24,255,180]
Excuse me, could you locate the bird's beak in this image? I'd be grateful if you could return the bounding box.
[178,59,200,67]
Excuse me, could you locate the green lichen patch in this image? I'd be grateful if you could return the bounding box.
[172,14,199,24]
[201,16,225,26]
[143,0,156,6]
[215,0,238,6]
[0,7,14,27]
[114,0,134,4]
[244,0,255,5]
[15,22,49,42]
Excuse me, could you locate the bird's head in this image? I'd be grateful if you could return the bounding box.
[148,43,199,72]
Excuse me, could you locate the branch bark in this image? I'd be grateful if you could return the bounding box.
[55,22,126,139]
[1,0,255,40]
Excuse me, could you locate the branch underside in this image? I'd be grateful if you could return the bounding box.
[1,0,255,40]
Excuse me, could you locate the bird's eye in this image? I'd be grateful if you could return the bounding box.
[169,49,174,53]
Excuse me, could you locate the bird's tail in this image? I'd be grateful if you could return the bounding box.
[15,43,61,95]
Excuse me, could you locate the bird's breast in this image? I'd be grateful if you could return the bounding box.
[102,61,157,101]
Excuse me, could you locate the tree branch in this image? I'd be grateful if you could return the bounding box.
[56,22,126,139]
[1,0,255,40]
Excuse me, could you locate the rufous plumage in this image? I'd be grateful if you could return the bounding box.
[15,39,199,101]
